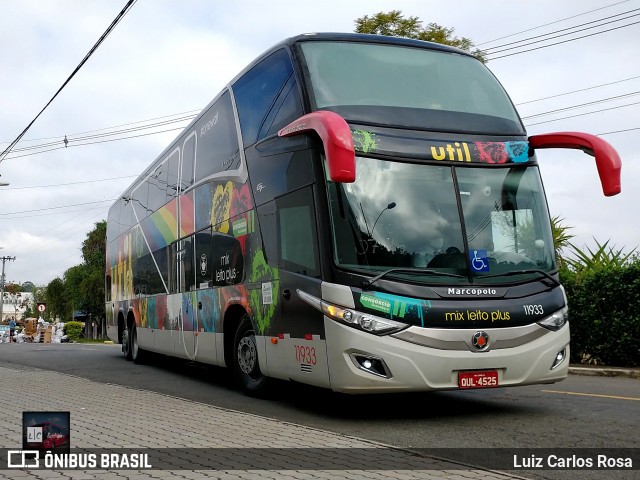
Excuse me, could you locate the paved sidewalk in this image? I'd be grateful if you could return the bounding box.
[0,364,528,480]
[569,365,640,379]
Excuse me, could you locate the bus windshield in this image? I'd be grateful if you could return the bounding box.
[327,157,557,284]
[300,40,523,134]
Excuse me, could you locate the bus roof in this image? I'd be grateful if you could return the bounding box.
[282,32,472,56]
[112,33,476,203]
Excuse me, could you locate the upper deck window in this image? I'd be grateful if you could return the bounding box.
[233,49,302,146]
[299,41,524,135]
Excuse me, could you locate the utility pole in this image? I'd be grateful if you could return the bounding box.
[0,256,16,323]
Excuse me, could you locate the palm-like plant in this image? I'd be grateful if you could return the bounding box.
[550,216,574,268]
[566,240,636,271]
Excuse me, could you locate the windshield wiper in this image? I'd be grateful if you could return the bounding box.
[480,269,560,287]
[362,268,465,289]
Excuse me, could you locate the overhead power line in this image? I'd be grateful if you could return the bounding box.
[3,125,184,161]
[516,75,640,105]
[520,90,640,119]
[478,0,632,45]
[524,100,640,126]
[597,127,640,135]
[5,114,195,156]
[0,109,200,146]
[488,19,640,60]
[484,9,640,54]
[1,175,137,191]
[0,0,138,164]
[0,199,115,217]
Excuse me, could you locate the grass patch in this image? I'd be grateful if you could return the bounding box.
[76,338,108,343]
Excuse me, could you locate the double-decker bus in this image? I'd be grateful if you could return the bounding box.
[106,33,621,394]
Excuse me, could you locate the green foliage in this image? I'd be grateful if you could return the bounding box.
[82,221,106,270]
[45,277,69,321]
[45,221,106,325]
[355,10,486,63]
[65,321,84,342]
[20,281,36,292]
[560,262,640,367]
[566,239,636,272]
[23,285,45,318]
[550,216,574,267]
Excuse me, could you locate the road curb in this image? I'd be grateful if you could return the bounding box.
[569,366,640,379]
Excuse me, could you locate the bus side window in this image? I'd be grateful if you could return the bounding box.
[195,91,240,181]
[132,181,149,221]
[167,149,180,199]
[233,48,298,147]
[105,274,112,302]
[194,228,213,288]
[181,135,196,192]
[276,186,320,277]
[168,242,178,294]
[259,74,303,140]
[182,236,195,292]
[148,161,168,212]
[257,201,278,267]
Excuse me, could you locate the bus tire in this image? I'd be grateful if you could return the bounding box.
[233,315,268,394]
[122,326,132,361]
[131,324,145,364]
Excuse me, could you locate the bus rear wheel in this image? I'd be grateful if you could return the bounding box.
[122,326,132,361]
[233,315,268,394]
[131,324,145,364]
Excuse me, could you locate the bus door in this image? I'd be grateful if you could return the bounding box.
[175,237,197,359]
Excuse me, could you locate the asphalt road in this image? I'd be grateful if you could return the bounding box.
[1,342,638,480]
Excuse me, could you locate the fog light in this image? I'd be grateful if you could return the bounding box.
[350,354,391,378]
[551,347,566,370]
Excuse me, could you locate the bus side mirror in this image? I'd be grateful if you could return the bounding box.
[528,132,622,196]
[278,111,356,183]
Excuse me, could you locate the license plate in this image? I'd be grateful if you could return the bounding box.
[458,370,499,389]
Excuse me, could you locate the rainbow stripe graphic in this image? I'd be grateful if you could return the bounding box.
[139,194,196,252]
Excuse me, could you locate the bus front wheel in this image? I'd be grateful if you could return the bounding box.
[233,315,268,394]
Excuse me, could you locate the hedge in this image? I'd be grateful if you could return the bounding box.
[65,321,84,342]
[560,263,640,367]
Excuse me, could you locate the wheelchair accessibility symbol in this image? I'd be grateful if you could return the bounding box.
[470,250,489,272]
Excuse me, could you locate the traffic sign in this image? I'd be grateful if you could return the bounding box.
[37,303,46,313]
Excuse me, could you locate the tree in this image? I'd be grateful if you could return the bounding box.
[355,10,486,63]
[45,277,69,321]
[64,264,86,317]
[82,221,106,271]
[23,285,45,318]
[78,221,106,321]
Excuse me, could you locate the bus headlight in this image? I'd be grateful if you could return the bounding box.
[297,289,408,335]
[327,307,407,334]
[537,306,568,331]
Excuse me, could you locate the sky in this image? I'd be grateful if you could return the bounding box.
[0,0,638,286]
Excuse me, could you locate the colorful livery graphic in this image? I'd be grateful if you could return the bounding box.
[106,33,622,394]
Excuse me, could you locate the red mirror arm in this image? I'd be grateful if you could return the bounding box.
[278,111,356,183]
[528,132,621,196]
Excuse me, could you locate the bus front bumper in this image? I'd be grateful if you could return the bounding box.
[324,318,569,394]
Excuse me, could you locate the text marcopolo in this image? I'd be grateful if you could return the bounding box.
[447,288,497,296]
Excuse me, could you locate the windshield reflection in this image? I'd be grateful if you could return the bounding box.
[327,157,556,284]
